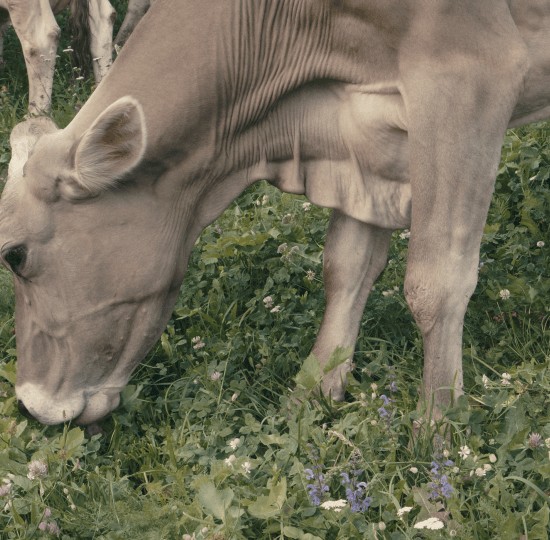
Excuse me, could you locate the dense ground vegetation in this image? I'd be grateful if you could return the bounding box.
[0,5,549,539]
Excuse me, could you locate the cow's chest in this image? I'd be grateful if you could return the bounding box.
[237,81,412,230]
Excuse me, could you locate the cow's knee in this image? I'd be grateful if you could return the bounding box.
[404,270,477,335]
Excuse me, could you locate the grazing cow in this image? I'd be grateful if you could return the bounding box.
[0,0,116,115]
[1,0,549,426]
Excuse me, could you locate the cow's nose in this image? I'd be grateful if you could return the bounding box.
[17,399,36,421]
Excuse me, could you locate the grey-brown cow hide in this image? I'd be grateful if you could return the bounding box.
[1,0,550,425]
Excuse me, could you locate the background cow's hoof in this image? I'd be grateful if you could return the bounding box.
[85,422,105,437]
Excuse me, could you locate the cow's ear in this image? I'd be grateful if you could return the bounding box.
[71,96,147,197]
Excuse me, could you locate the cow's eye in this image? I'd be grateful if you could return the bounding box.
[2,245,27,275]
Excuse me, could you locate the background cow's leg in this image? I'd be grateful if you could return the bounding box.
[400,5,529,418]
[0,9,12,69]
[113,0,153,49]
[312,210,392,401]
[7,0,61,114]
[87,0,115,83]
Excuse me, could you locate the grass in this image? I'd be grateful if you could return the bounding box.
[0,5,549,539]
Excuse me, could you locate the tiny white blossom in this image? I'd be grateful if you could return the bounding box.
[470,470,475,477]
[231,393,238,401]
[306,270,315,281]
[453,467,459,473]
[263,296,274,308]
[475,467,486,477]
[473,455,478,463]
[537,241,545,248]
[302,202,311,211]
[409,467,418,473]
[414,517,444,530]
[62,48,73,53]
[211,371,221,381]
[443,449,450,457]
[256,200,261,206]
[545,438,550,449]
[270,305,281,313]
[27,459,48,480]
[400,230,410,239]
[482,374,490,389]
[320,499,347,511]
[489,454,497,463]
[378,522,386,531]
[484,464,492,471]
[371,392,377,399]
[458,446,471,459]
[63,488,69,495]
[70,504,76,510]
[76,76,84,81]
[262,195,268,204]
[229,438,240,450]
[225,455,236,466]
[499,289,511,300]
[397,506,413,517]
[242,461,251,474]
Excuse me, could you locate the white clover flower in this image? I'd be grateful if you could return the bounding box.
[242,461,251,474]
[489,439,496,445]
[256,200,261,206]
[453,467,459,474]
[458,446,471,459]
[378,522,386,530]
[489,454,497,463]
[399,230,410,239]
[0,483,11,496]
[231,393,238,401]
[225,455,236,466]
[470,470,474,477]
[501,372,512,385]
[414,517,444,530]
[262,195,268,204]
[277,243,288,254]
[320,499,347,511]
[263,296,274,308]
[499,289,511,300]
[211,371,221,381]
[229,438,240,450]
[371,383,378,390]
[371,392,377,399]
[302,202,311,211]
[27,459,48,480]
[482,374,490,389]
[409,467,418,473]
[545,438,550,449]
[306,270,315,281]
[193,341,205,350]
[443,449,450,457]
[537,241,545,248]
[484,464,492,471]
[473,455,478,463]
[270,305,281,313]
[397,506,413,517]
[475,467,486,477]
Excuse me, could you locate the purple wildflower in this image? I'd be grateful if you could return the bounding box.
[427,435,455,500]
[305,446,330,506]
[341,450,372,512]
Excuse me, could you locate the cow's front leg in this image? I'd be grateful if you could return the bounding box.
[312,210,392,401]
[8,0,61,114]
[401,5,529,417]
[88,0,115,83]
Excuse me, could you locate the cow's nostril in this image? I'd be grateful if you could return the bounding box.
[17,399,35,421]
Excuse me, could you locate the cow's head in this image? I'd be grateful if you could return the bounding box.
[0,97,184,425]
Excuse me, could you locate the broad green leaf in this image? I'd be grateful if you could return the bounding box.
[248,477,287,519]
[530,503,549,540]
[323,346,353,375]
[198,482,233,522]
[295,354,322,390]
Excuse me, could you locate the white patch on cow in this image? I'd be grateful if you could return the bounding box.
[72,96,147,196]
